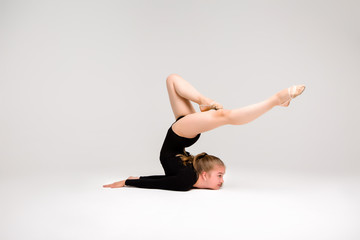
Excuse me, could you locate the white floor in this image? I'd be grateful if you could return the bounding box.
[2,168,359,240]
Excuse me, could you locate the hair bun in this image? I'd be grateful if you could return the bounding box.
[195,152,207,161]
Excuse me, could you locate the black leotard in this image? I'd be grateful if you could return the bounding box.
[125,116,201,191]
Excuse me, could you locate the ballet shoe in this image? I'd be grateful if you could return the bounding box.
[280,85,306,107]
[199,101,223,112]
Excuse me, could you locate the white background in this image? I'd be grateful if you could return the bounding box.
[1,0,359,239]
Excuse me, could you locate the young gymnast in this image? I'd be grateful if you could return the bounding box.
[103,74,305,191]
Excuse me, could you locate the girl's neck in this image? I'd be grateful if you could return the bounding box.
[193,176,207,189]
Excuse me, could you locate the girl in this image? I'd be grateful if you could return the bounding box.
[103,74,305,191]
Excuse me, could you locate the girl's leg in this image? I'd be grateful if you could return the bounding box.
[166,74,218,119]
[172,87,304,138]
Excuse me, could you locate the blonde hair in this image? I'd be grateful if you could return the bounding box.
[177,151,225,175]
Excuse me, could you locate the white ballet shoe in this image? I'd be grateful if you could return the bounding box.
[199,101,223,112]
[280,85,306,107]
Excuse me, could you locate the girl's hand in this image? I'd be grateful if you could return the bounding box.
[103,180,126,188]
[127,176,140,180]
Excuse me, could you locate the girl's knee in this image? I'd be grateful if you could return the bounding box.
[166,73,180,84]
[213,109,231,123]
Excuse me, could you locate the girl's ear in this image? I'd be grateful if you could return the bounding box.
[201,171,207,181]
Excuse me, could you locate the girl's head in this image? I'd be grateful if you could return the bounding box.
[177,152,226,190]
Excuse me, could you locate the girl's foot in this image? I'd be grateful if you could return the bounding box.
[277,85,306,107]
[199,98,223,112]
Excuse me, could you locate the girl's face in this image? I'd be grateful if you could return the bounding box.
[205,165,225,190]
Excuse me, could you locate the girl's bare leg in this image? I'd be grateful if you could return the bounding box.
[166,74,220,119]
[172,87,304,138]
